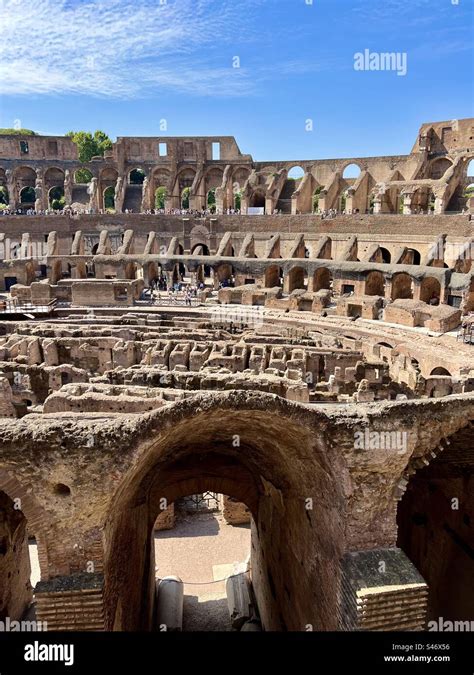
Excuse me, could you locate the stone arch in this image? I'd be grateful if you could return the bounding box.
[19,186,35,204]
[74,168,93,184]
[177,168,196,194]
[250,191,265,209]
[379,247,391,264]
[48,185,64,209]
[286,266,307,292]
[428,157,452,180]
[287,165,305,180]
[14,166,36,184]
[342,163,362,179]
[44,166,65,188]
[391,272,413,300]
[420,276,441,304]
[405,248,421,265]
[313,267,332,292]
[430,367,452,376]
[191,243,210,256]
[265,265,283,288]
[232,166,251,189]
[0,469,49,604]
[365,270,385,296]
[204,167,223,191]
[128,168,145,185]
[102,394,348,631]
[103,186,115,210]
[397,420,474,621]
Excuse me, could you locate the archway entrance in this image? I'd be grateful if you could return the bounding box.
[0,490,33,621]
[397,423,474,621]
[103,401,345,632]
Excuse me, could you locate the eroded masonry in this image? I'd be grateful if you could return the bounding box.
[0,120,473,632]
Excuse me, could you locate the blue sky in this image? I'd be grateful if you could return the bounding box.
[0,0,472,161]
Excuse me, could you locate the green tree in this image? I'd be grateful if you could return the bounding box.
[155,186,167,209]
[66,130,112,163]
[312,186,322,212]
[181,187,190,209]
[104,187,115,211]
[49,186,65,210]
[207,188,216,212]
[0,128,37,135]
[234,189,242,210]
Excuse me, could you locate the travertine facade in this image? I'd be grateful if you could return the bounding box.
[0,119,473,215]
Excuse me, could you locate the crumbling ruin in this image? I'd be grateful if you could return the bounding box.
[0,121,472,632]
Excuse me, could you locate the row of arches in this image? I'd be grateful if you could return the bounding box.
[0,406,471,631]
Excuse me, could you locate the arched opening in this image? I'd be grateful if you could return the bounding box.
[153,491,251,630]
[313,267,332,292]
[103,186,115,211]
[397,423,474,621]
[286,267,307,293]
[264,265,283,288]
[365,271,385,296]
[192,243,211,279]
[0,490,33,622]
[102,401,345,631]
[312,186,322,213]
[429,367,452,376]
[155,187,167,210]
[429,158,452,180]
[0,186,7,205]
[129,169,145,185]
[405,249,421,265]
[20,186,35,205]
[74,168,93,184]
[342,163,361,179]
[207,189,216,213]
[233,187,242,211]
[391,273,413,300]
[181,188,191,210]
[48,186,64,210]
[125,262,137,280]
[379,247,391,264]
[0,170,8,206]
[250,192,265,209]
[15,167,36,208]
[287,166,305,180]
[420,277,441,305]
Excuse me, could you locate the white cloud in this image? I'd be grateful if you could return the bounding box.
[0,0,258,98]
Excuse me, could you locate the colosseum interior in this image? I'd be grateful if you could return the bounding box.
[0,120,473,633]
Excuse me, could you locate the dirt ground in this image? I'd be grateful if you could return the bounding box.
[154,510,251,631]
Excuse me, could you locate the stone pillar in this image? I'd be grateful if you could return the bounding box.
[402,191,414,215]
[338,548,428,631]
[5,170,17,210]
